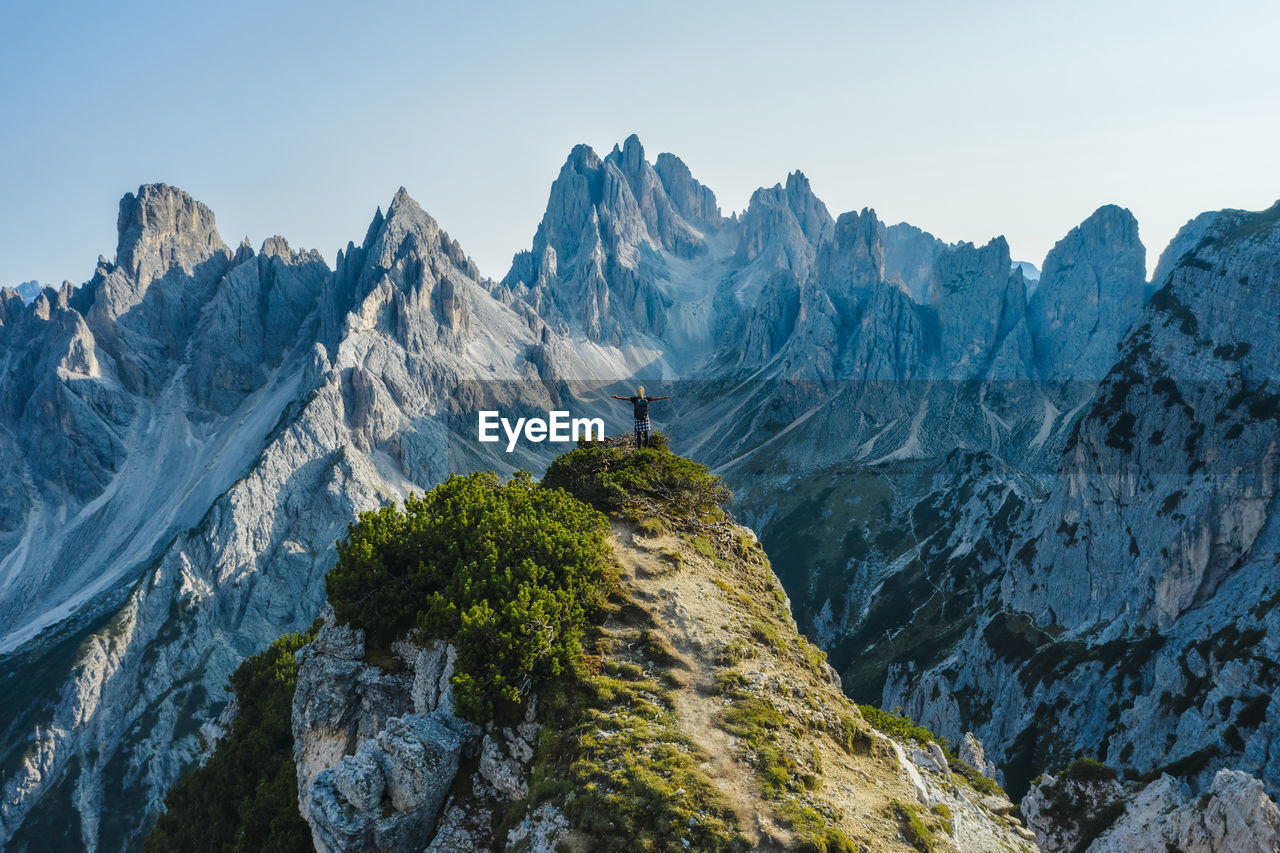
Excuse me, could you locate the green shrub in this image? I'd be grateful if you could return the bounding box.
[541,441,731,521]
[857,704,948,751]
[952,757,1005,798]
[798,637,829,677]
[930,802,954,835]
[722,696,786,744]
[690,534,717,558]
[714,670,750,695]
[145,624,320,853]
[636,516,667,537]
[718,637,758,666]
[1059,756,1120,785]
[722,695,796,796]
[325,471,613,722]
[947,758,1003,799]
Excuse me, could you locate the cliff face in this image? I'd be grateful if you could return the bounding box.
[855,204,1280,818]
[1022,763,1280,853]
[499,134,725,349]
[1028,205,1147,380]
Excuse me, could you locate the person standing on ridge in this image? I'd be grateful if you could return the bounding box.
[610,386,669,448]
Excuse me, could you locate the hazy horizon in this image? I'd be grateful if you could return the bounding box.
[2,0,1278,288]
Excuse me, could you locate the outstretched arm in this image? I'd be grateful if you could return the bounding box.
[609,395,628,401]
[650,395,671,401]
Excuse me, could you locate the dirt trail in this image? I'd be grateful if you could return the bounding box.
[608,521,928,851]
[612,524,792,849]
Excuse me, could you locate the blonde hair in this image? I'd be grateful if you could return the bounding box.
[637,385,645,397]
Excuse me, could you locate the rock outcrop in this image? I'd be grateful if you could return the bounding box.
[499,134,723,346]
[278,492,1039,852]
[884,222,949,303]
[1028,204,1147,378]
[7,280,42,304]
[292,623,479,853]
[1023,767,1280,853]
[1090,770,1280,853]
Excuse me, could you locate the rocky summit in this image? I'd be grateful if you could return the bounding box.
[0,137,1276,852]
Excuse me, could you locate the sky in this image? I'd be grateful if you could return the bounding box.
[1,0,1278,288]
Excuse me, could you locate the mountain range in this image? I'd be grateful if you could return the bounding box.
[0,134,1276,851]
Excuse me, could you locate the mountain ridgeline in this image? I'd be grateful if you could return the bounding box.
[0,134,1276,852]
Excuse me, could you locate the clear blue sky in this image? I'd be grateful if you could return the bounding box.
[2,0,1278,288]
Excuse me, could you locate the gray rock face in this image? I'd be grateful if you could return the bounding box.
[8,280,42,304]
[503,803,572,853]
[1023,768,1280,853]
[500,134,722,346]
[308,714,465,853]
[1021,769,1127,853]
[884,222,949,302]
[1090,770,1280,853]
[1010,204,1279,633]
[959,733,997,781]
[781,208,926,383]
[861,203,1280,812]
[928,236,1030,379]
[734,170,833,276]
[814,209,885,309]
[292,622,477,853]
[290,621,546,853]
[653,152,721,228]
[94,184,233,395]
[1149,210,1221,298]
[186,236,329,415]
[1028,204,1147,378]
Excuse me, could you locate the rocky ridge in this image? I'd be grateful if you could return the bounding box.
[278,472,1039,852]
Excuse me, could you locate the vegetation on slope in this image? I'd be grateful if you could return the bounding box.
[545,440,917,851]
[859,704,1006,799]
[1030,757,1127,853]
[522,660,751,851]
[514,437,753,850]
[541,432,731,524]
[144,623,319,853]
[325,470,613,722]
